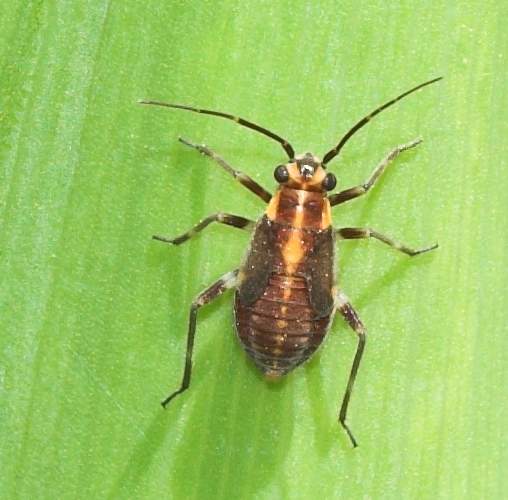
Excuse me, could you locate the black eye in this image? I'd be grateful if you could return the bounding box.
[274,165,289,183]
[322,172,336,191]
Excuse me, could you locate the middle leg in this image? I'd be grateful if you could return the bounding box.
[337,227,438,256]
[154,213,255,245]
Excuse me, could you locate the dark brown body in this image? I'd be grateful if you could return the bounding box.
[235,185,336,377]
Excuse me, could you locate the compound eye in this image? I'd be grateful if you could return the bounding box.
[274,165,289,183]
[322,172,337,191]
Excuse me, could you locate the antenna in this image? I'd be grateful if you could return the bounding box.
[139,101,295,159]
[322,77,443,165]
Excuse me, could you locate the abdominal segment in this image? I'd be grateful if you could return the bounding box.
[234,273,331,376]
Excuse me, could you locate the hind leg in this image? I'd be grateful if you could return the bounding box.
[335,291,367,448]
[161,269,239,407]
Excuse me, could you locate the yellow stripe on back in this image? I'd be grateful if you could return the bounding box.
[321,198,332,229]
[281,191,306,274]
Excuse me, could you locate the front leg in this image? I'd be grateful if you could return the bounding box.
[179,137,272,202]
[154,213,255,245]
[329,139,421,207]
[337,227,438,256]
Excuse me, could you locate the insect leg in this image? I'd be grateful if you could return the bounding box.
[335,291,367,448]
[153,213,255,245]
[337,227,438,256]
[179,137,272,202]
[161,269,239,408]
[329,139,422,206]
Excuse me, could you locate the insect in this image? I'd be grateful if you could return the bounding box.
[140,77,441,447]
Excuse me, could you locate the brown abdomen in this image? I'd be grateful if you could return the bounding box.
[234,273,331,376]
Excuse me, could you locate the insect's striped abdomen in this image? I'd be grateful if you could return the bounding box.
[235,273,331,376]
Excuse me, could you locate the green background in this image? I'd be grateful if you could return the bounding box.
[1,1,507,499]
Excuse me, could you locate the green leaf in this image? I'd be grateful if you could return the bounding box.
[2,2,507,499]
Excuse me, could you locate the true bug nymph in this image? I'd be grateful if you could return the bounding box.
[141,77,441,447]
